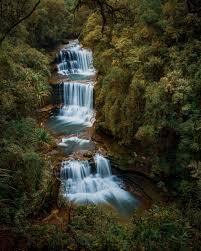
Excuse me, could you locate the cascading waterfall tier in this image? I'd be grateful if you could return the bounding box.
[57,40,95,75]
[58,81,94,126]
[60,154,137,216]
[63,81,93,109]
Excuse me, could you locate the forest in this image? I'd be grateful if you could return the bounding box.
[0,0,201,250]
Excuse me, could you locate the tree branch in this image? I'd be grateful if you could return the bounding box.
[73,0,127,34]
[0,0,40,46]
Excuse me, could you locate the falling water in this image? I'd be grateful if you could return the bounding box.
[94,153,112,177]
[57,81,94,126]
[60,154,138,216]
[48,41,95,134]
[57,40,94,75]
[63,81,93,109]
[48,40,138,216]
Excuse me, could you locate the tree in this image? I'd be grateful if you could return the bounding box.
[0,0,40,45]
[26,0,70,48]
[74,0,128,33]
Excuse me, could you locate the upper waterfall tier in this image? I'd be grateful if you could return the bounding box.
[57,40,95,75]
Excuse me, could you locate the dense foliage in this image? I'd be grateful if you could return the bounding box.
[1,0,201,250]
[79,0,201,202]
[76,0,201,248]
[0,0,70,241]
[26,204,192,250]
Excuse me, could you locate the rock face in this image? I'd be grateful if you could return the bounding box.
[51,82,64,106]
[69,150,95,160]
[38,105,60,125]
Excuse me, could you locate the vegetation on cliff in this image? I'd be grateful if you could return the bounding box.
[78,0,201,248]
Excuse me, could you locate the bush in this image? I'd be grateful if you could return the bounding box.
[131,205,190,251]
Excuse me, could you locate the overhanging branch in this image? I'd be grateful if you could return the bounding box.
[0,0,40,46]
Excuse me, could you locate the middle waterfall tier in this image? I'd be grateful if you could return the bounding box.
[58,81,94,126]
[48,81,94,134]
[63,81,93,109]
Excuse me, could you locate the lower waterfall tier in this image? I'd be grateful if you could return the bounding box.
[60,154,138,216]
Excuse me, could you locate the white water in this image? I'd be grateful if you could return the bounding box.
[60,154,137,215]
[57,81,94,127]
[58,136,90,147]
[57,40,95,75]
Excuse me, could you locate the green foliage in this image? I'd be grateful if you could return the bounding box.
[68,204,191,251]
[0,118,52,227]
[82,0,201,180]
[80,2,201,247]
[1,0,201,250]
[70,205,131,251]
[131,205,190,251]
[0,42,50,120]
[135,125,156,144]
[139,0,162,25]
[26,0,71,48]
[0,0,59,229]
[0,0,40,44]
[27,224,70,250]
[36,127,51,143]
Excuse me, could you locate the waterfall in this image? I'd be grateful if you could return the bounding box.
[63,82,93,109]
[57,40,94,75]
[58,81,94,126]
[48,40,138,216]
[94,153,112,177]
[60,154,137,215]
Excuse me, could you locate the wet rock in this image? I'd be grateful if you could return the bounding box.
[68,150,95,160]
[157,181,168,192]
[128,159,136,165]
[48,150,59,156]
[82,150,94,158]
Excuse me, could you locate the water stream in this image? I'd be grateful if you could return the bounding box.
[48,40,138,216]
